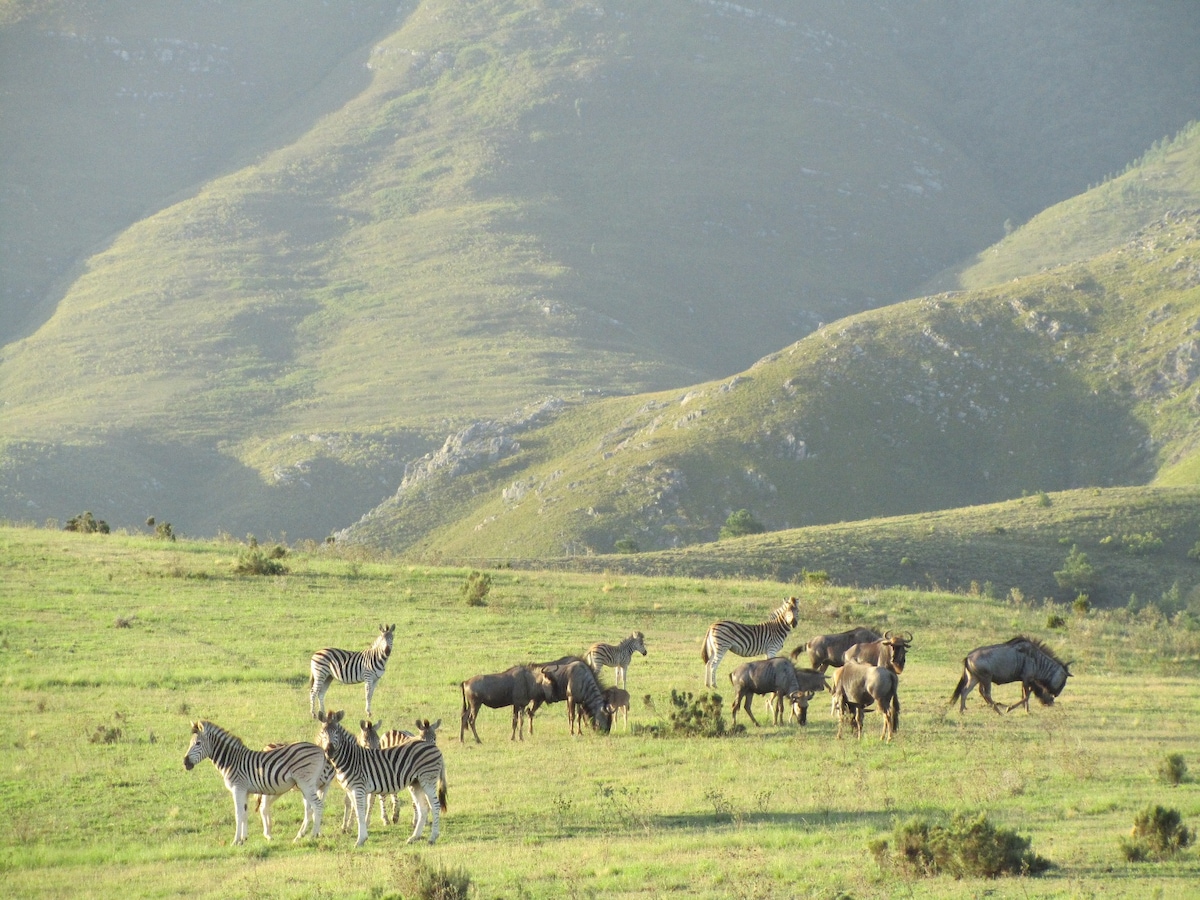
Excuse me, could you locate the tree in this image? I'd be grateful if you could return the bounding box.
[720,509,765,540]
[1054,544,1097,597]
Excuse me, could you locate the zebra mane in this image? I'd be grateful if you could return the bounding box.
[198,720,241,744]
[1007,635,1067,667]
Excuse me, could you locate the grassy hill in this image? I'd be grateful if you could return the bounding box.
[2,2,1200,540]
[342,200,1200,568]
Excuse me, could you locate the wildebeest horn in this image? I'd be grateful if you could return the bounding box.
[883,629,893,640]
[903,631,914,644]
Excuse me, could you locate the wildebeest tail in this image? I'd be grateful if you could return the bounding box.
[949,660,968,703]
[891,693,900,734]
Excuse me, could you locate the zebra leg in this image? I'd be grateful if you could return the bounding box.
[406,785,429,844]
[259,793,277,841]
[364,677,377,718]
[705,649,726,688]
[376,792,389,827]
[353,788,370,847]
[307,786,324,839]
[616,665,626,689]
[311,676,331,719]
[342,790,354,833]
[232,786,250,845]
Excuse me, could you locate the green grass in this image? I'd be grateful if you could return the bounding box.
[1,525,1199,898]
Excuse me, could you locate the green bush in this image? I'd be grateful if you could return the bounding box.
[1157,753,1189,786]
[873,813,1052,878]
[461,570,492,606]
[232,538,287,575]
[1054,544,1098,597]
[652,690,732,737]
[395,856,473,900]
[65,511,109,534]
[1119,804,1194,861]
[614,536,639,554]
[719,509,765,539]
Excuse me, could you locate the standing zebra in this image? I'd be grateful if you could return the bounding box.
[183,720,326,845]
[309,623,395,719]
[317,709,447,846]
[585,631,647,689]
[701,597,801,687]
[353,718,442,828]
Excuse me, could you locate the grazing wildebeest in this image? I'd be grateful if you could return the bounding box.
[586,631,647,688]
[564,660,614,735]
[459,665,553,743]
[950,636,1072,715]
[844,631,913,674]
[796,626,882,672]
[602,686,631,731]
[780,690,818,725]
[832,660,900,741]
[728,658,828,727]
[701,597,800,687]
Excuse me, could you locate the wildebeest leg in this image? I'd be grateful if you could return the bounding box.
[1005,683,1032,713]
[977,679,1004,715]
[510,704,522,741]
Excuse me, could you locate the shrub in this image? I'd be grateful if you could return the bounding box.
[461,571,492,606]
[232,538,287,576]
[873,813,1052,878]
[1072,594,1091,614]
[65,511,109,534]
[654,690,732,737]
[395,856,472,900]
[1054,544,1098,597]
[719,509,765,539]
[1119,805,1194,861]
[1157,753,1189,786]
[1046,613,1067,629]
[614,536,639,554]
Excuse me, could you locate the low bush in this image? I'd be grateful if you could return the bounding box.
[461,570,492,606]
[65,511,109,534]
[871,812,1053,878]
[394,856,473,900]
[1119,805,1194,861]
[1158,753,1189,786]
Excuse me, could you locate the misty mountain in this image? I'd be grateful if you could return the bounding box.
[1,0,1199,547]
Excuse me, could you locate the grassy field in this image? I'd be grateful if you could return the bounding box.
[1,525,1198,898]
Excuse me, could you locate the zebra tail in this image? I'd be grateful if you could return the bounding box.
[700,636,710,664]
[438,768,448,813]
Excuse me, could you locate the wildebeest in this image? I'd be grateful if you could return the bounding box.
[701,597,800,687]
[796,626,882,672]
[602,686,631,731]
[831,660,900,741]
[728,657,828,727]
[950,636,1072,714]
[564,660,614,735]
[844,631,913,674]
[459,665,553,743]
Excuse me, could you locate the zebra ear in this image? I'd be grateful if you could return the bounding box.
[360,719,368,730]
[191,720,200,733]
[333,710,345,724]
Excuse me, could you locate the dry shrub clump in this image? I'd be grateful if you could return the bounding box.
[870,812,1053,878]
[1120,805,1194,862]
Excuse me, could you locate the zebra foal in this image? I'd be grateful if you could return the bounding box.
[183,720,326,845]
[585,630,647,688]
[701,597,800,687]
[309,623,395,719]
[318,709,447,846]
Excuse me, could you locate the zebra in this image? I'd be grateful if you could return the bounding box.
[585,631,647,688]
[701,597,801,687]
[183,720,327,845]
[350,717,442,828]
[317,709,447,846]
[309,623,395,719]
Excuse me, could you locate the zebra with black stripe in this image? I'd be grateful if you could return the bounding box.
[351,717,442,828]
[317,709,447,846]
[309,623,395,719]
[183,720,326,845]
[701,597,800,687]
[585,631,647,689]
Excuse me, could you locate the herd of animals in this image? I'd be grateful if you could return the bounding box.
[182,596,1073,848]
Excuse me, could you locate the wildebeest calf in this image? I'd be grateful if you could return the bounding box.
[729,658,828,727]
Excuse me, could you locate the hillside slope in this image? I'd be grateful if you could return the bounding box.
[343,207,1200,560]
[2,1,1200,540]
